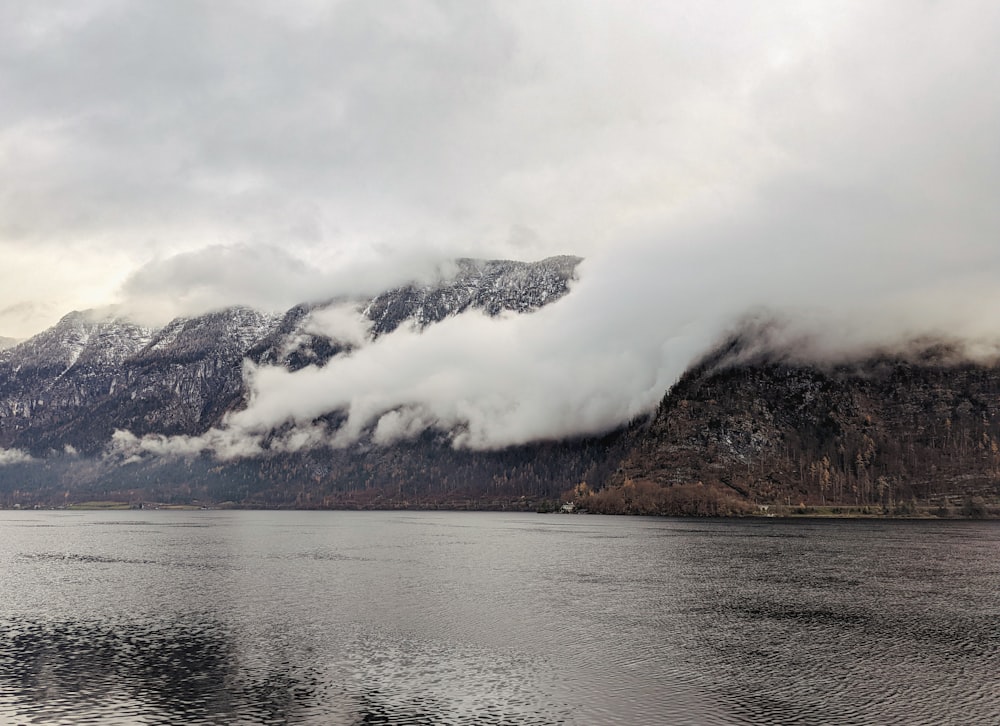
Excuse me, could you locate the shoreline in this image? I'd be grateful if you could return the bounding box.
[5,501,999,520]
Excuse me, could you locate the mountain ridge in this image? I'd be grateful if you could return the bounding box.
[4,267,1000,517]
[0,256,581,457]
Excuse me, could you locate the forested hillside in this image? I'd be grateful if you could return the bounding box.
[572,337,1000,516]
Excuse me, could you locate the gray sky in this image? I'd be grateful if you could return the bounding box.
[6,1,1000,450]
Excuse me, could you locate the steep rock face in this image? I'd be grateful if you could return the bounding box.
[245,304,337,371]
[0,312,155,451]
[245,255,581,369]
[365,256,581,335]
[0,256,581,456]
[616,339,1000,509]
[0,311,153,372]
[0,308,283,453]
[100,307,285,442]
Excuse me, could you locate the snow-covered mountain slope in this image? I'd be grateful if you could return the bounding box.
[0,307,282,453]
[0,256,581,455]
[249,255,582,369]
[0,312,154,453]
[365,255,581,335]
[1,310,153,372]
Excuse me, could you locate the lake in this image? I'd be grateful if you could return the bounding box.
[0,511,997,725]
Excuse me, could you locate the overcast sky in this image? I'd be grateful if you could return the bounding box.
[3,0,993,338]
[6,1,1000,450]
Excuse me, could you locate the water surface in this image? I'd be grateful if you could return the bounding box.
[1,511,997,724]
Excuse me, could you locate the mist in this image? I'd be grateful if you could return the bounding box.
[116,163,1000,458]
[0,448,33,466]
[4,2,1000,456]
[10,2,993,336]
[114,0,1000,457]
[116,244,468,327]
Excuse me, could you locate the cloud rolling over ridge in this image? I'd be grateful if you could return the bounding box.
[121,176,1000,458]
[2,2,1000,454]
[119,0,1000,455]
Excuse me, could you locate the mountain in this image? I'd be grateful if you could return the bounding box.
[0,254,618,511]
[572,334,1000,517]
[246,255,581,369]
[4,264,1000,517]
[365,256,582,335]
[0,307,280,455]
[0,337,18,351]
[0,256,581,459]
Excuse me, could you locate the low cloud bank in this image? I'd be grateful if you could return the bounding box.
[109,183,1000,462]
[0,448,34,466]
[117,245,462,327]
[101,0,1000,461]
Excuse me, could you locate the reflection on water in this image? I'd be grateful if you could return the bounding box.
[0,617,563,725]
[0,512,998,725]
[0,617,329,725]
[345,629,568,725]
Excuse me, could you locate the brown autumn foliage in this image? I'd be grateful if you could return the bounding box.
[616,337,1000,510]
[570,478,753,517]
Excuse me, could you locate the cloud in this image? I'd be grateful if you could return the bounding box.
[120,136,1000,457]
[117,244,462,325]
[107,428,263,463]
[6,2,1000,456]
[0,448,34,466]
[301,304,373,348]
[1,1,865,334]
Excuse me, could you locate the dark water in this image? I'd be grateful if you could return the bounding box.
[0,512,997,725]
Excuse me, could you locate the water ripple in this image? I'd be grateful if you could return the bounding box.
[0,512,998,725]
